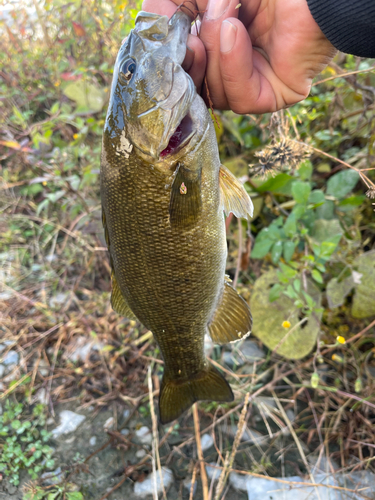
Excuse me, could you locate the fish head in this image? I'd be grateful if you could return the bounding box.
[105,11,208,161]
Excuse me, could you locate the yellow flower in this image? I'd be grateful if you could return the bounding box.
[54,81,60,87]
[42,181,47,186]
[73,133,79,140]
[332,354,344,363]
[282,320,291,329]
[336,335,346,344]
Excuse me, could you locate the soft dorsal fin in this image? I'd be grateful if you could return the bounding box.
[111,272,137,319]
[219,165,253,219]
[169,163,202,229]
[208,278,252,344]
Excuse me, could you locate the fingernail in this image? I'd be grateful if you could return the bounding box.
[206,0,230,20]
[220,20,237,53]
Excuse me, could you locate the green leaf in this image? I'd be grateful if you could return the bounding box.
[250,270,322,359]
[292,181,311,204]
[298,160,313,180]
[326,276,354,308]
[283,241,296,262]
[256,173,294,194]
[66,493,84,500]
[326,169,358,199]
[11,420,21,430]
[269,283,282,302]
[271,241,283,264]
[63,80,105,114]
[284,213,297,237]
[312,269,323,284]
[251,238,273,259]
[352,251,375,318]
[308,189,325,205]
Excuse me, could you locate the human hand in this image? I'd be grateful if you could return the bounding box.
[142,0,336,114]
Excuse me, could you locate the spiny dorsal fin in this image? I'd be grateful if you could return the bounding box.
[208,280,252,344]
[111,272,137,319]
[169,164,202,229]
[219,165,253,219]
[159,363,233,424]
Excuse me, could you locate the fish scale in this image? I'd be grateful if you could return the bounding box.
[101,10,254,424]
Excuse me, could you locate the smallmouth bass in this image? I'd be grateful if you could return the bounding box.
[101,10,253,424]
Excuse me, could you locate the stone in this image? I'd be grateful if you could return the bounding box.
[103,417,114,430]
[35,388,49,405]
[41,467,63,485]
[65,336,104,363]
[37,359,50,377]
[89,436,97,446]
[135,426,152,446]
[123,409,130,419]
[51,410,86,437]
[121,428,130,436]
[49,292,68,308]
[135,449,147,458]
[200,434,214,452]
[2,349,19,366]
[0,341,14,353]
[0,365,5,378]
[133,467,173,497]
[223,425,267,445]
[183,477,197,495]
[206,463,221,482]
[222,351,244,368]
[238,340,266,361]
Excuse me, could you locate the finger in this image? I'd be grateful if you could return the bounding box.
[142,0,178,18]
[199,0,241,109]
[185,33,206,92]
[219,18,308,113]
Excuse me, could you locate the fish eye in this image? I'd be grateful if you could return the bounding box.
[121,58,136,81]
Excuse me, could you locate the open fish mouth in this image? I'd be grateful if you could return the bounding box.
[160,113,195,158]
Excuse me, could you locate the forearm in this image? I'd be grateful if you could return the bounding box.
[306,0,375,57]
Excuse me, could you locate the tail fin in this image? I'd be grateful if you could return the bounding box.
[159,364,233,424]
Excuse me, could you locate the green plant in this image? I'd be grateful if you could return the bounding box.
[0,401,55,486]
[23,483,83,500]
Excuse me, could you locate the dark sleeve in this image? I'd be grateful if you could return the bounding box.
[306,0,375,58]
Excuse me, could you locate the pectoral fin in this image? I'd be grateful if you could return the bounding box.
[208,278,252,344]
[169,164,202,229]
[219,165,253,219]
[111,273,137,320]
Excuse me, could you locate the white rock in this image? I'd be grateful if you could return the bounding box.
[2,349,19,366]
[49,292,68,308]
[121,428,130,436]
[0,365,5,378]
[37,359,50,377]
[134,467,173,497]
[51,410,86,437]
[200,433,214,452]
[228,471,375,500]
[223,425,267,445]
[135,426,152,445]
[35,388,49,405]
[222,351,244,368]
[206,463,221,482]
[239,340,266,361]
[0,341,14,353]
[89,436,97,446]
[66,336,104,363]
[103,417,114,430]
[135,449,147,458]
[123,409,130,419]
[41,467,63,485]
[183,477,197,495]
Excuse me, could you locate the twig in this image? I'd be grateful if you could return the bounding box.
[313,65,375,86]
[193,404,209,500]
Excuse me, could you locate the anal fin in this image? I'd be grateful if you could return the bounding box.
[219,164,253,219]
[208,279,252,344]
[159,363,233,424]
[111,273,137,320]
[169,163,202,229]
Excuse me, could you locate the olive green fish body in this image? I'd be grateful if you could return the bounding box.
[101,11,253,423]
